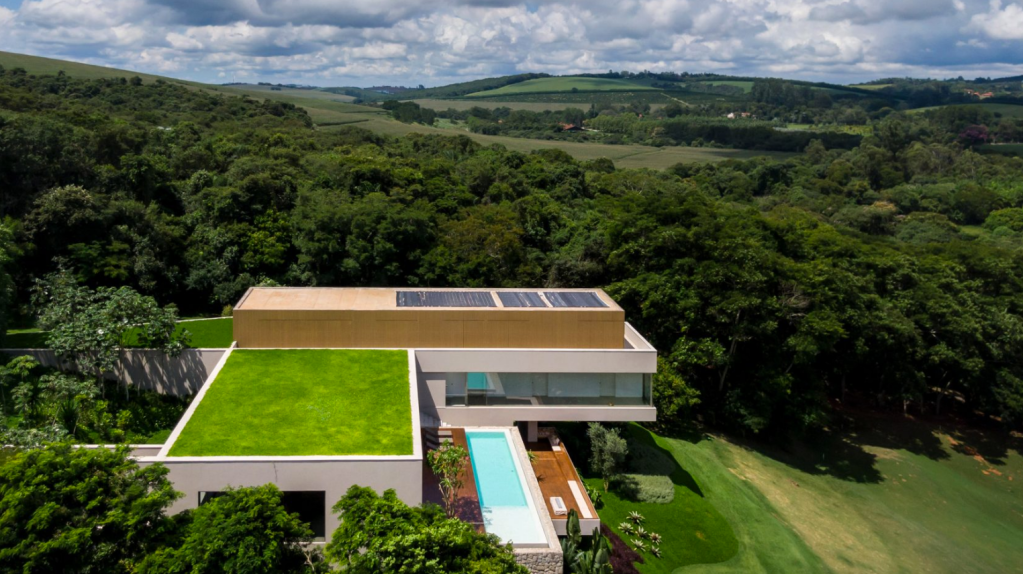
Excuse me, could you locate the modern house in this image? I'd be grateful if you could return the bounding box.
[132,287,658,573]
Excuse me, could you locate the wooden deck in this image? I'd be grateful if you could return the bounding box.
[526,432,598,524]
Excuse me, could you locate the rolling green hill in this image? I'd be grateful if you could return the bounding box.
[324,73,550,101]
[0,51,780,168]
[465,76,656,97]
[0,50,196,85]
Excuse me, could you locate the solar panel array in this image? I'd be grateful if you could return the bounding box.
[497,291,547,308]
[396,290,607,308]
[544,291,607,308]
[396,291,496,307]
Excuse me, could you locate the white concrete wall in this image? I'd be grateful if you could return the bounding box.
[415,347,655,374]
[141,457,423,536]
[1,349,225,396]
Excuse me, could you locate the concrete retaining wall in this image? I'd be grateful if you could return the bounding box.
[1,349,226,397]
[145,457,423,536]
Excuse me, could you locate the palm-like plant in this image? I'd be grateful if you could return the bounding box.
[649,532,662,544]
[568,525,612,574]
[651,546,662,558]
[635,526,647,539]
[619,522,634,535]
[633,539,647,552]
[628,511,645,524]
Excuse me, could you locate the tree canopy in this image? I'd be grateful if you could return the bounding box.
[0,444,179,574]
[325,485,527,574]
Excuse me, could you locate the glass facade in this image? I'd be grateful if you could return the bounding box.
[445,372,652,407]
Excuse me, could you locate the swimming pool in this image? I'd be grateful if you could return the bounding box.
[466,429,548,546]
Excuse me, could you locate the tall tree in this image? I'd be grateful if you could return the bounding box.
[587,423,628,492]
[33,268,189,398]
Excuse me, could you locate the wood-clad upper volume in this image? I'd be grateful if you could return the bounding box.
[232,287,627,349]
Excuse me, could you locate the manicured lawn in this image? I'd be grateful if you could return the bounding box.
[3,329,51,348]
[146,318,234,348]
[667,416,1023,574]
[567,416,1023,574]
[2,318,234,349]
[580,425,739,573]
[168,349,413,457]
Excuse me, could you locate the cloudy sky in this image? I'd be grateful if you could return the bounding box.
[1,0,1023,87]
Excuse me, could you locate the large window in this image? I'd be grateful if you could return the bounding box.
[445,372,652,407]
[198,490,326,538]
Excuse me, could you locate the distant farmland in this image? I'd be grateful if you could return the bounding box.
[466,76,656,97]
[909,102,1023,118]
[849,83,894,90]
[703,80,755,93]
[409,99,592,112]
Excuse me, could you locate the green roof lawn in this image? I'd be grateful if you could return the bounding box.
[168,349,413,457]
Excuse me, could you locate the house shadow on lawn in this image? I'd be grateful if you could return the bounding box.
[617,424,705,499]
[556,421,710,499]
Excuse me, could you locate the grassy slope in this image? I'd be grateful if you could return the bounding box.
[3,318,234,349]
[566,415,1023,574]
[669,415,1023,574]
[169,349,413,457]
[0,50,194,85]
[466,76,656,97]
[225,83,356,102]
[579,425,740,573]
[216,84,387,125]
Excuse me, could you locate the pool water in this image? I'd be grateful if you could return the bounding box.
[466,430,547,545]
[467,372,489,391]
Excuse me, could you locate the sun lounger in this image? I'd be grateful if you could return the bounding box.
[550,496,568,516]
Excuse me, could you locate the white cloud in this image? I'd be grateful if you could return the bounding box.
[0,0,1019,85]
[969,0,1023,40]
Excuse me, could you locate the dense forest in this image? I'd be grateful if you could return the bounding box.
[2,66,1023,438]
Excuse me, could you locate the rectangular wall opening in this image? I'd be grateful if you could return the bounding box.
[198,490,327,538]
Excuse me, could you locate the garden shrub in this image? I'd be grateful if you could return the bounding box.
[613,440,676,503]
[615,473,674,504]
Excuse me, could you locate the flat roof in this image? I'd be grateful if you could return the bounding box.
[167,349,413,457]
[235,287,623,312]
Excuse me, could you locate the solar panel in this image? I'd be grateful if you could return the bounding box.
[396,291,496,307]
[543,291,607,308]
[497,292,548,308]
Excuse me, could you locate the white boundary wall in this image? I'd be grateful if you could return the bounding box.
[1,348,226,396]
